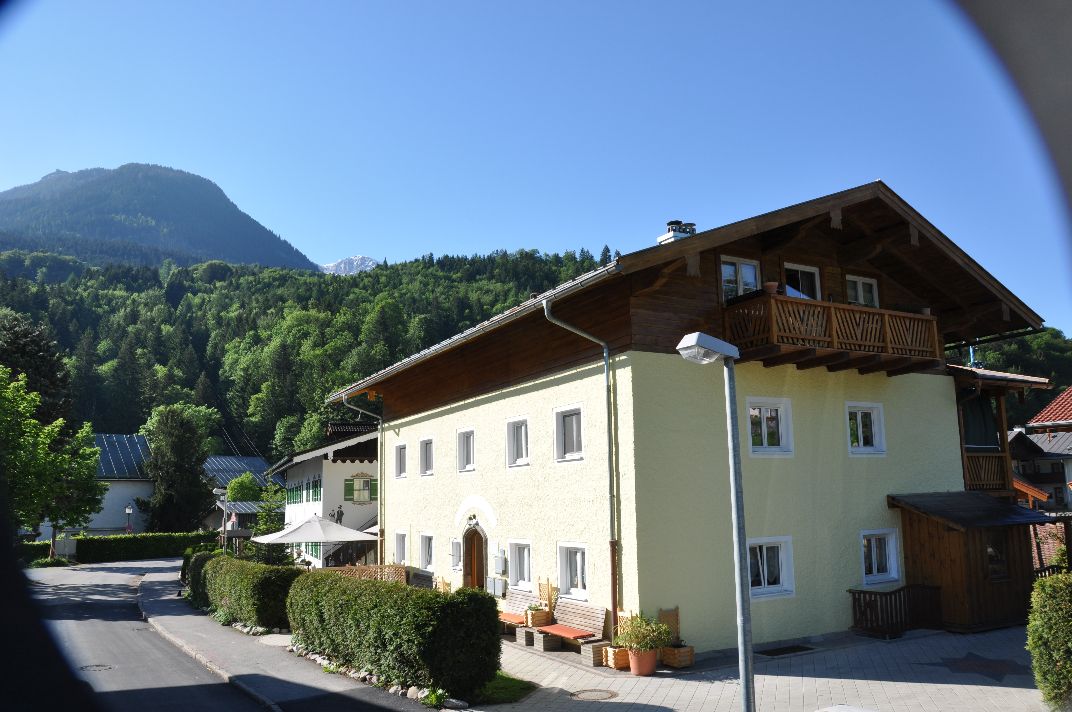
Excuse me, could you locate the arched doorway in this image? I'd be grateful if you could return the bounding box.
[462,527,486,590]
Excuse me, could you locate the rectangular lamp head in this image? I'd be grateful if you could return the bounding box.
[676,332,740,364]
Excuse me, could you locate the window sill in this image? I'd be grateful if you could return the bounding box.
[395,474,407,479]
[749,449,794,459]
[559,590,588,602]
[849,449,887,458]
[508,460,530,468]
[420,472,434,477]
[862,576,900,587]
[511,582,532,592]
[750,588,794,601]
[556,454,584,463]
[458,466,475,473]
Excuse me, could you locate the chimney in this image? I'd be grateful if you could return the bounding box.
[658,220,696,245]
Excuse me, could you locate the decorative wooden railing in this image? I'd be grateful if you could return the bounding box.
[1035,565,1066,580]
[724,294,941,359]
[848,584,942,639]
[964,452,1011,491]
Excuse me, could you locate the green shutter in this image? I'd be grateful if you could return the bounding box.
[344,479,354,502]
[370,478,378,501]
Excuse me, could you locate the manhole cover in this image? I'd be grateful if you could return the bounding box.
[570,689,618,701]
[79,664,112,672]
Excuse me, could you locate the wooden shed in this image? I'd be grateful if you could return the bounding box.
[888,491,1052,632]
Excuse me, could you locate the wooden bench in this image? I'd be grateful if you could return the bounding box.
[536,598,609,665]
[498,587,539,633]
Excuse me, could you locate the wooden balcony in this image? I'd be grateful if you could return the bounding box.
[723,293,943,375]
[963,452,1012,492]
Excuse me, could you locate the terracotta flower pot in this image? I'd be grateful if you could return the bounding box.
[763,281,779,295]
[627,649,658,676]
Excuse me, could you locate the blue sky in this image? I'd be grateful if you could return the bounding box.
[0,1,1068,333]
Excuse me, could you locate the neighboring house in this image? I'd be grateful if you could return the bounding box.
[324,181,1052,653]
[269,423,379,568]
[1010,428,1072,510]
[1028,387,1072,433]
[199,455,279,532]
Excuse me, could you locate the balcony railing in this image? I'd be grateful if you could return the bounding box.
[724,293,942,361]
[964,452,1010,491]
[848,584,942,639]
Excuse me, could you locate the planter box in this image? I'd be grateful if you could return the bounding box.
[602,646,630,670]
[525,609,552,627]
[660,645,695,668]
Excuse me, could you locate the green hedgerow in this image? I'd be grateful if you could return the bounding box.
[75,531,217,564]
[286,572,500,700]
[16,541,51,563]
[1028,572,1072,709]
[203,556,303,629]
[27,557,71,568]
[188,550,222,608]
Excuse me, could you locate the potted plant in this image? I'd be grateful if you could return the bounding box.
[525,602,551,627]
[613,613,673,676]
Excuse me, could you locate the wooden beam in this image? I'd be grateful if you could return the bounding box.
[759,215,826,254]
[827,354,883,372]
[885,358,943,377]
[836,225,905,265]
[796,351,853,370]
[762,348,817,368]
[858,356,913,375]
[737,344,784,363]
[632,257,686,297]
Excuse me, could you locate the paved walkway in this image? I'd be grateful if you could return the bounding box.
[136,558,1045,711]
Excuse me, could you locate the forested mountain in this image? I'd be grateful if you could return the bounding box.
[0,247,617,461]
[0,164,317,270]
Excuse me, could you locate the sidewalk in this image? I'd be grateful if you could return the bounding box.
[140,559,1045,711]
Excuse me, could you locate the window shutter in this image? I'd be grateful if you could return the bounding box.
[344,479,354,502]
[370,478,378,501]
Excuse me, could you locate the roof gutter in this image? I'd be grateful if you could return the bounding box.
[541,298,620,635]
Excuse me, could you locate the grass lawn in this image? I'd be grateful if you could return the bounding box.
[472,671,537,705]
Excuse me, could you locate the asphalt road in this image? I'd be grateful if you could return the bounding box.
[25,559,263,712]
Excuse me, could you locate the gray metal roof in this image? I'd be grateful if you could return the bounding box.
[94,434,150,480]
[204,455,275,488]
[215,500,283,515]
[888,490,1054,529]
[1026,431,1072,457]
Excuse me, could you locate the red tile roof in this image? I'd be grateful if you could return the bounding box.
[1030,388,1072,426]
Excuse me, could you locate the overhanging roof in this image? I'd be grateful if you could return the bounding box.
[266,430,379,477]
[888,490,1053,530]
[947,363,1051,390]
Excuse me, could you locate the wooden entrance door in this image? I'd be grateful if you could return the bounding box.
[463,528,485,590]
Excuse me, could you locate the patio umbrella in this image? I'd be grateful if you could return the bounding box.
[363,524,379,535]
[251,514,377,544]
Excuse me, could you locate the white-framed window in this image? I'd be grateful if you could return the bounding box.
[395,444,407,478]
[419,439,434,475]
[555,406,584,462]
[846,402,886,455]
[508,540,532,590]
[720,256,761,303]
[345,477,376,502]
[507,419,529,467]
[784,262,821,300]
[395,532,407,565]
[748,536,794,598]
[846,275,879,308]
[457,429,475,472]
[419,534,434,571]
[558,542,588,600]
[860,528,899,585]
[451,539,462,570]
[747,397,793,456]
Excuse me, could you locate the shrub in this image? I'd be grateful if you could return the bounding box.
[1028,572,1072,708]
[614,613,673,651]
[188,550,222,608]
[287,572,500,699]
[28,557,70,568]
[181,542,219,582]
[16,541,51,563]
[75,531,218,563]
[203,556,303,629]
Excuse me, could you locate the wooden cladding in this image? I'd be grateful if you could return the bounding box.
[964,452,1011,491]
[724,294,941,360]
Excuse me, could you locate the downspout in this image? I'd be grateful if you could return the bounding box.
[542,299,619,634]
[342,397,385,564]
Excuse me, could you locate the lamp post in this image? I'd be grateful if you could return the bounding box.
[124,503,133,534]
[675,332,754,712]
[212,487,228,551]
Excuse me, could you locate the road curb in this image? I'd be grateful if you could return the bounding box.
[136,579,283,712]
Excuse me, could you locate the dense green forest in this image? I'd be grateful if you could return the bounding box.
[0,164,317,270]
[0,247,618,461]
[0,245,1066,463]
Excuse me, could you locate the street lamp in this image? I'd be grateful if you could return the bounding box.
[124,503,133,534]
[675,332,754,712]
[212,487,229,552]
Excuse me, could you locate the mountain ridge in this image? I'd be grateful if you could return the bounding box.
[320,255,379,275]
[0,164,317,270]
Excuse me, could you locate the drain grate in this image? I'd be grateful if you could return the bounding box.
[757,644,814,657]
[570,689,618,701]
[79,664,113,672]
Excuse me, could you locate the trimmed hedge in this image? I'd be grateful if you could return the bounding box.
[287,572,500,699]
[181,542,220,582]
[188,551,221,608]
[75,531,218,563]
[1028,572,1072,709]
[204,556,303,629]
[16,541,51,563]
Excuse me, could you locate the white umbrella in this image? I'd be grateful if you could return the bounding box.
[363,524,379,535]
[251,514,377,544]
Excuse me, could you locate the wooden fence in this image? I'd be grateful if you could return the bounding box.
[848,584,942,639]
[325,563,407,584]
